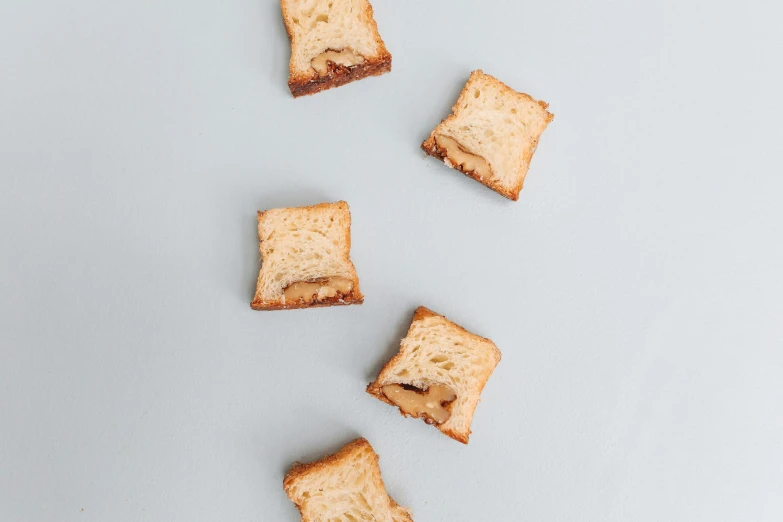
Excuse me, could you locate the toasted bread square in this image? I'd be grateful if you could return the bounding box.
[250,201,363,310]
[422,70,554,200]
[281,0,392,97]
[367,307,501,444]
[284,438,413,522]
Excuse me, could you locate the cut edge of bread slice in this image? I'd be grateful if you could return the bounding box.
[250,200,364,311]
[367,307,502,444]
[422,70,554,201]
[283,438,413,522]
[281,0,392,97]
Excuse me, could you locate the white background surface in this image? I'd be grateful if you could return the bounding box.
[1,0,782,520]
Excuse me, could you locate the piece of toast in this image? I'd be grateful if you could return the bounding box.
[281,0,392,97]
[250,201,363,310]
[422,70,554,201]
[284,438,414,522]
[367,307,501,444]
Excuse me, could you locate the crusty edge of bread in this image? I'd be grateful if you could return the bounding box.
[283,438,413,522]
[281,0,392,98]
[289,54,392,97]
[421,136,520,201]
[422,69,554,201]
[283,438,371,492]
[250,200,364,311]
[251,294,364,311]
[366,306,502,444]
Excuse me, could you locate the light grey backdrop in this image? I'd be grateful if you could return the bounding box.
[1,0,782,521]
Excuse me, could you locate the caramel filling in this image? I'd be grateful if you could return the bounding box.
[382,383,457,425]
[283,277,353,303]
[310,49,365,75]
[434,134,492,180]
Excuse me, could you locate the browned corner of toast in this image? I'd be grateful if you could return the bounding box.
[412,306,438,322]
[421,136,442,159]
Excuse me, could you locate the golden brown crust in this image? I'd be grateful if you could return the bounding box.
[441,428,469,444]
[251,200,363,311]
[257,200,350,217]
[366,307,501,444]
[281,0,392,97]
[423,70,554,201]
[412,305,437,322]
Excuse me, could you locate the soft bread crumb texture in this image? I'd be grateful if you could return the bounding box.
[423,70,553,200]
[284,438,414,522]
[368,307,502,444]
[251,201,363,310]
[281,0,391,95]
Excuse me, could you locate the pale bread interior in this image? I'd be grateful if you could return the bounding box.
[253,201,360,307]
[282,0,387,80]
[284,439,412,522]
[369,308,501,443]
[431,70,553,196]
